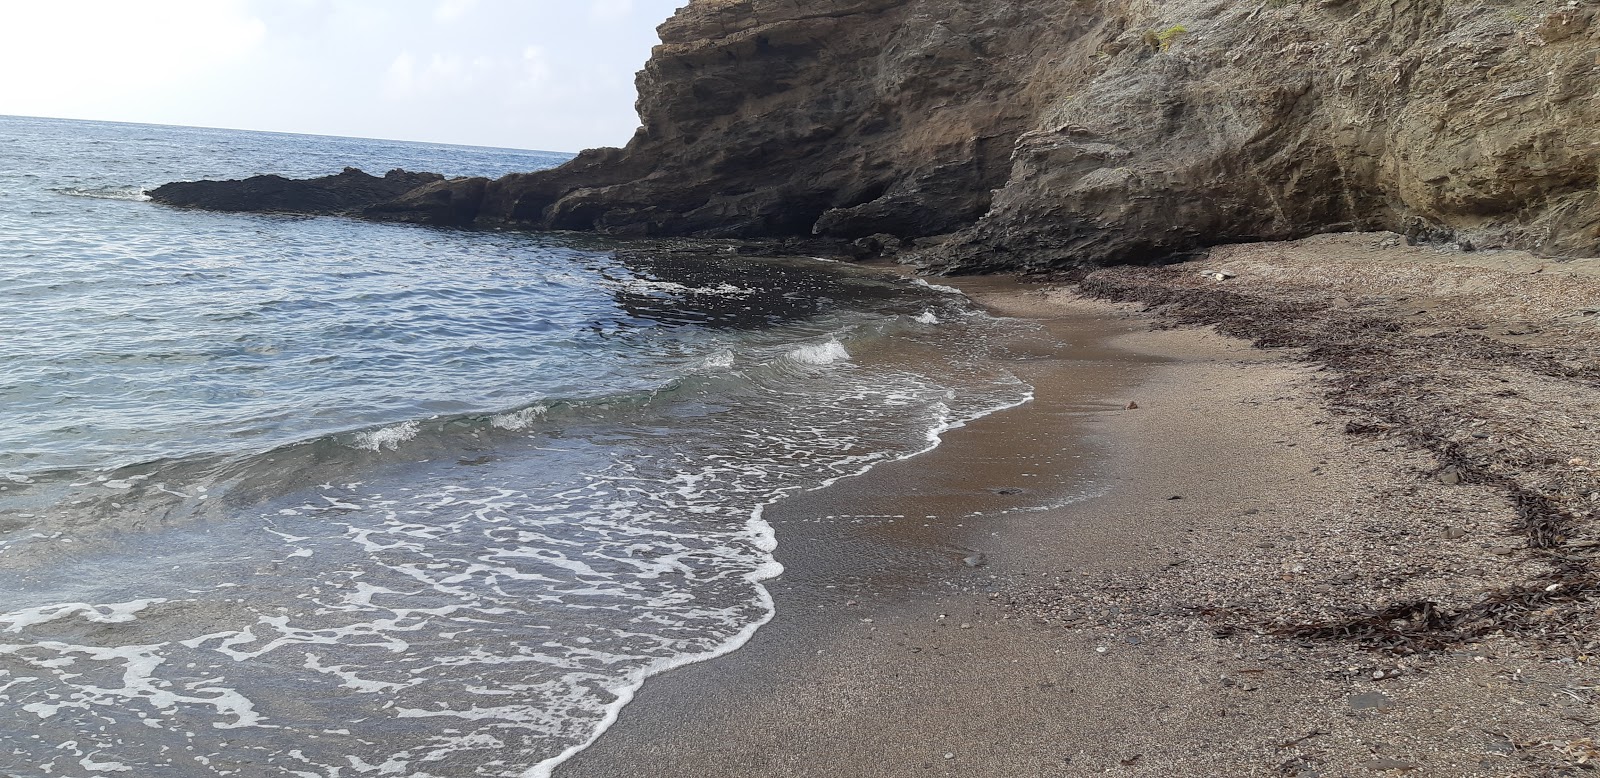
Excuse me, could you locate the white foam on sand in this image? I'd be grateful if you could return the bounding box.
[0,599,167,633]
[522,376,1037,778]
[522,505,785,778]
[915,310,941,325]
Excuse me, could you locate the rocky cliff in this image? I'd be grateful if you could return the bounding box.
[151,0,1600,272]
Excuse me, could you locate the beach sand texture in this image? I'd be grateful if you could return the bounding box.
[560,233,1598,778]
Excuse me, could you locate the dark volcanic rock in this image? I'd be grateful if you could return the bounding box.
[364,177,489,227]
[149,168,445,216]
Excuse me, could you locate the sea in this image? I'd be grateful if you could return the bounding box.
[0,115,1035,777]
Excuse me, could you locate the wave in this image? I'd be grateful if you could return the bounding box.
[0,315,1041,777]
[0,339,870,546]
[524,372,1033,778]
[347,420,420,451]
[786,338,851,366]
[699,350,735,370]
[912,278,965,296]
[489,404,548,431]
[51,185,151,202]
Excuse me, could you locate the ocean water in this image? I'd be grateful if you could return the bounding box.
[0,115,1034,777]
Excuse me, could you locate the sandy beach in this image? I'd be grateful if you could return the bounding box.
[558,233,1599,778]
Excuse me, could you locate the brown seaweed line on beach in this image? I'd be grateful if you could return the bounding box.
[1068,264,1600,654]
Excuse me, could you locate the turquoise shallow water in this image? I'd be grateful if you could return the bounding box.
[0,116,1034,777]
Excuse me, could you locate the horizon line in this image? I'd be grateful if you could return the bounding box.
[0,112,585,157]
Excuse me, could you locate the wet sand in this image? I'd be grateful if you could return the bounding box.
[557,237,1599,777]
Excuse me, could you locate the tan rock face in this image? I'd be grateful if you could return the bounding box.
[273,1,1600,270]
[921,0,1600,270]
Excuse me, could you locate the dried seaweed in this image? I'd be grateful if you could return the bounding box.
[1074,265,1599,652]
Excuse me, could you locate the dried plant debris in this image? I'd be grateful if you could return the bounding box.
[1059,236,1600,655]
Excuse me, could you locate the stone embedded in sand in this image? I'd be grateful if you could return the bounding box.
[1348,691,1393,711]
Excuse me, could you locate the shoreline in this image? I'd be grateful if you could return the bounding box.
[553,233,1598,777]
[526,309,1044,778]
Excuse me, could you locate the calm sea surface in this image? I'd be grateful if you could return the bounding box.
[0,116,1033,777]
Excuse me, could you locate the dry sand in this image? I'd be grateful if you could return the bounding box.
[556,234,1598,778]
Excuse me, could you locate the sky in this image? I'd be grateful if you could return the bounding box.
[0,0,685,152]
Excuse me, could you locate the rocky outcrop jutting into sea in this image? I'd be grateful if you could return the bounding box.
[150,0,1600,271]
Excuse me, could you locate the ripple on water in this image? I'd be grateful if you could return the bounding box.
[0,115,1039,777]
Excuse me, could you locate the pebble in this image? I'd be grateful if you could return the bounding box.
[1442,526,1468,540]
[1348,691,1393,711]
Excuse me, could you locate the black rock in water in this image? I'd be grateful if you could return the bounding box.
[148,167,444,217]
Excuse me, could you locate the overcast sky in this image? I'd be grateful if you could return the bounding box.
[0,0,684,152]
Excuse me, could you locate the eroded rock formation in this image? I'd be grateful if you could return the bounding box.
[149,168,444,216]
[150,0,1600,271]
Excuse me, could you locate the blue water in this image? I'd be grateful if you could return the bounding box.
[0,116,1033,777]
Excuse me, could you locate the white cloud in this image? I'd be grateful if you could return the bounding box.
[434,0,478,23]
[382,48,544,102]
[0,0,266,117]
[589,0,635,24]
[519,46,554,91]
[383,52,475,99]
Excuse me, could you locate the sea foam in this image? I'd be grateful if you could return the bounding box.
[490,405,548,431]
[912,278,965,295]
[349,420,420,451]
[787,339,851,365]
